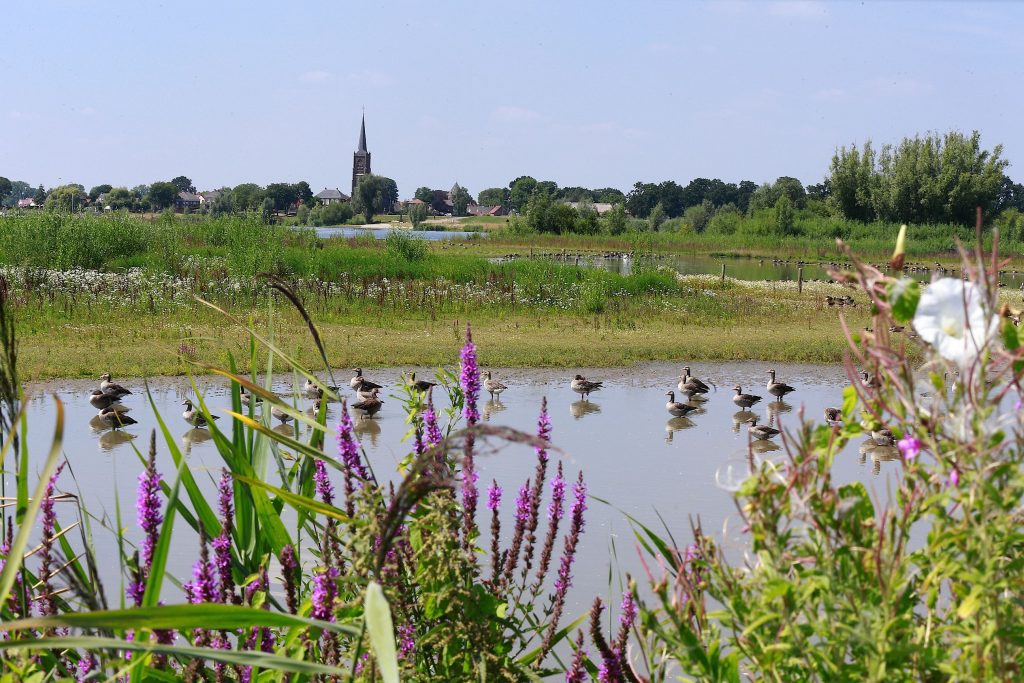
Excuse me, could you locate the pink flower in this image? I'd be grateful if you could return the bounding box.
[948,467,960,487]
[897,435,922,461]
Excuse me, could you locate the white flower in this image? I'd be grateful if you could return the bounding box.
[913,278,997,365]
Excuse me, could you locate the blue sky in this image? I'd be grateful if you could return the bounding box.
[2,1,1022,197]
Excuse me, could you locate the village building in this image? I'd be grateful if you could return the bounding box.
[175,192,202,212]
[352,114,371,196]
[314,188,349,205]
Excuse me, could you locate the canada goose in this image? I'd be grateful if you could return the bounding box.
[407,372,438,393]
[89,389,122,410]
[678,378,709,400]
[570,375,603,400]
[239,385,263,407]
[99,373,132,398]
[861,372,882,389]
[483,371,507,400]
[182,399,219,428]
[97,407,138,429]
[766,370,796,401]
[271,406,293,424]
[352,389,384,418]
[351,369,383,391]
[747,416,780,441]
[871,428,895,446]
[664,391,698,418]
[824,407,842,425]
[680,367,710,392]
[732,386,762,410]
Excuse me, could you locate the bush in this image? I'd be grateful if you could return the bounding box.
[384,230,427,261]
[320,201,354,226]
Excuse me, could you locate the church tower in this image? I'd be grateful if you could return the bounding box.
[352,113,371,195]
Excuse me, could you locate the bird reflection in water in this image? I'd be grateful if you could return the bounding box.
[482,400,507,422]
[273,423,295,439]
[870,444,900,475]
[731,410,757,433]
[750,438,781,455]
[570,400,601,419]
[182,427,213,455]
[766,400,793,418]
[664,416,696,443]
[352,417,382,448]
[98,429,136,451]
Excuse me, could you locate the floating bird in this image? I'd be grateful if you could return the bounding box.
[271,406,293,424]
[680,367,711,392]
[824,407,842,426]
[861,372,882,390]
[240,385,263,407]
[351,369,383,392]
[99,373,132,398]
[677,377,709,400]
[732,385,762,410]
[571,375,603,400]
[182,399,219,428]
[303,378,340,400]
[352,388,384,418]
[89,389,122,410]
[747,416,780,441]
[407,372,438,393]
[871,428,895,446]
[766,369,796,401]
[664,391,698,418]
[96,406,137,428]
[483,371,507,400]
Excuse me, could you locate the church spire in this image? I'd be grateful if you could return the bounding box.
[357,111,367,153]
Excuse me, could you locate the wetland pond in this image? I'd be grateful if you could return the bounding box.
[18,362,904,616]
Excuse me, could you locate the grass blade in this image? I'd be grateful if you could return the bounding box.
[364,582,400,683]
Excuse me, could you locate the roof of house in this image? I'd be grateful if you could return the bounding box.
[408,198,427,205]
[315,188,349,200]
[16,198,35,208]
[177,192,202,203]
[467,205,502,216]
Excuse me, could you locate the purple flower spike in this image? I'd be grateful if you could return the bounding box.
[948,467,960,487]
[397,623,415,661]
[423,404,443,449]
[514,481,531,524]
[620,591,637,629]
[280,544,299,615]
[310,566,340,622]
[314,459,334,505]
[336,402,368,480]
[214,470,235,603]
[898,435,922,461]
[549,469,566,522]
[487,480,503,512]
[535,398,552,463]
[37,462,66,617]
[136,448,163,577]
[460,323,480,425]
[185,531,217,604]
[77,653,96,681]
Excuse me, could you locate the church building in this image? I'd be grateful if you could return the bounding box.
[352,114,371,196]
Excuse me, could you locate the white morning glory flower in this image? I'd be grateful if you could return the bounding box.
[913,278,997,366]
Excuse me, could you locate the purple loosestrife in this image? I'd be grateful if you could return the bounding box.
[280,544,299,614]
[535,462,566,589]
[137,435,163,581]
[185,529,217,604]
[37,462,66,617]
[310,566,340,622]
[397,623,416,661]
[460,323,480,426]
[589,597,622,683]
[213,469,236,604]
[615,585,638,657]
[520,399,552,583]
[423,401,443,450]
[565,630,587,683]
[502,480,531,586]
[313,459,334,505]
[898,435,922,461]
[336,400,368,479]
[460,324,481,550]
[2,517,26,624]
[488,480,503,583]
[76,653,96,682]
[537,470,587,662]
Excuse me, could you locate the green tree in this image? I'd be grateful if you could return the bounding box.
[508,176,538,211]
[232,183,265,211]
[295,181,314,206]
[321,201,353,225]
[408,202,429,228]
[682,200,715,233]
[574,204,599,234]
[0,177,11,206]
[602,204,628,235]
[352,174,392,223]
[379,177,399,213]
[774,194,795,234]
[647,202,667,231]
[105,187,134,210]
[147,181,179,210]
[171,176,195,193]
[265,183,299,212]
[88,184,112,202]
[450,185,471,216]
[33,185,47,204]
[296,203,310,225]
[44,185,87,213]
[477,187,509,208]
[414,186,434,203]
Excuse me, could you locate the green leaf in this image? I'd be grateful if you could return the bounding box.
[887,277,920,323]
[957,586,983,620]
[841,385,858,418]
[1002,318,1020,351]
[365,582,400,683]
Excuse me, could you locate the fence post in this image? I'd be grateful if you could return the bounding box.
[798,266,804,294]
[720,263,726,283]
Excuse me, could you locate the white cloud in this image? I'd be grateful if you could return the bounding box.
[768,1,827,18]
[491,106,541,124]
[300,70,334,83]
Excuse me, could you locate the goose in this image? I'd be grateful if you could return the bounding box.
[407,372,438,393]
[871,428,895,446]
[182,399,219,428]
[351,369,383,392]
[352,389,384,418]
[677,377,709,400]
[861,372,882,389]
[271,406,293,424]
[303,378,340,400]
[766,370,796,401]
[97,406,138,428]
[239,386,263,407]
[99,373,132,398]
[483,371,507,400]
[747,416,780,440]
[824,407,842,426]
[664,391,698,418]
[570,374,603,400]
[732,386,762,410]
[89,389,122,411]
[680,367,710,392]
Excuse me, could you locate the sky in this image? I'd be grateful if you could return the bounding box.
[2,1,1023,198]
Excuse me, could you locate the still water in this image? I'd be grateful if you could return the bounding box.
[15,362,902,617]
[314,226,477,240]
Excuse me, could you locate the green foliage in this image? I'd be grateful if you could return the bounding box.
[450,184,471,216]
[43,185,88,213]
[773,194,795,234]
[647,202,667,231]
[352,174,396,223]
[477,186,509,208]
[414,186,433,203]
[602,204,628,235]
[232,183,265,212]
[384,231,427,261]
[407,202,428,228]
[320,201,353,226]
[146,182,178,210]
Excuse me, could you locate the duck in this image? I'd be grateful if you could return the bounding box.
[407,372,438,393]
[97,406,138,429]
[680,367,710,393]
[571,375,603,400]
[861,372,882,389]
[351,369,383,392]
[732,385,762,410]
[766,369,796,401]
[483,371,507,400]
[664,391,698,418]
[748,416,781,440]
[352,389,384,418]
[824,407,842,426]
[99,373,132,398]
[182,399,219,428]
[240,385,263,407]
[89,389,122,410]
[872,428,895,446]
